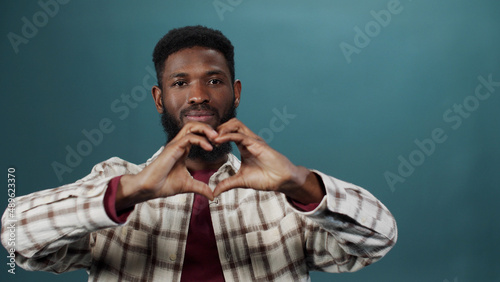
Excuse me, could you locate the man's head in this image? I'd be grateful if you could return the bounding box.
[152,25,236,89]
[151,26,241,163]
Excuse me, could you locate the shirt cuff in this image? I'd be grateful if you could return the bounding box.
[104,175,134,224]
[286,171,326,212]
[287,197,322,212]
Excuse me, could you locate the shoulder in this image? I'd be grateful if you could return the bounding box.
[72,156,144,185]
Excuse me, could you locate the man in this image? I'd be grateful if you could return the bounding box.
[1,26,397,281]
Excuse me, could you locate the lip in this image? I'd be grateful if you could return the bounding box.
[184,110,215,122]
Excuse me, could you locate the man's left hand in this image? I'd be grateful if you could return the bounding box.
[213,118,325,204]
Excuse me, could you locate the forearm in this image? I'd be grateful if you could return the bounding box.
[300,171,397,263]
[1,177,120,259]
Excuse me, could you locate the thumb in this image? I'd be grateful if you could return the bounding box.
[185,178,214,201]
[213,175,247,197]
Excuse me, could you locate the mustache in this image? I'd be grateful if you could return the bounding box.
[180,104,219,118]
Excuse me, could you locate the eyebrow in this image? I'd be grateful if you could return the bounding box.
[168,72,188,79]
[167,70,228,79]
[206,70,225,77]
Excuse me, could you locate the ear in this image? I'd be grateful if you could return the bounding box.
[152,85,164,113]
[233,79,242,108]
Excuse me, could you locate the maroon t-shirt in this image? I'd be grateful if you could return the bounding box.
[180,170,224,281]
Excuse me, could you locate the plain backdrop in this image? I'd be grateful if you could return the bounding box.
[1,0,499,281]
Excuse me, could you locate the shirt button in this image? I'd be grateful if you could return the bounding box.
[169,254,177,261]
[225,252,231,261]
[210,197,219,205]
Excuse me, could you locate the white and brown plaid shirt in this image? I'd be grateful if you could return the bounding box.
[1,147,397,281]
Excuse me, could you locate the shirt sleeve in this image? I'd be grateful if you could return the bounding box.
[294,170,398,273]
[104,175,134,224]
[0,157,139,273]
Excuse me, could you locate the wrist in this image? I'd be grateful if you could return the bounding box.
[115,174,154,212]
[285,167,325,204]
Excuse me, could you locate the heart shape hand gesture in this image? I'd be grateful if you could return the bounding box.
[116,118,324,212]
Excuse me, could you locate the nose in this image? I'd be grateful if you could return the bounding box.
[188,81,210,104]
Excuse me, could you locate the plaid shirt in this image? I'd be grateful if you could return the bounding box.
[1,147,397,281]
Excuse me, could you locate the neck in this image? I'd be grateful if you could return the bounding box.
[186,155,228,171]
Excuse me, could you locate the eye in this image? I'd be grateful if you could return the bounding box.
[172,81,187,87]
[208,79,223,85]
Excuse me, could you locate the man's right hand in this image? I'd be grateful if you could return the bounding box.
[115,122,218,212]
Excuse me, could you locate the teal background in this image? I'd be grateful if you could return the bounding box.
[1,0,499,281]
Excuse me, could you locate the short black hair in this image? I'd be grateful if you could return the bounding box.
[152,25,235,88]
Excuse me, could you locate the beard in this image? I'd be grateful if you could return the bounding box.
[161,102,236,163]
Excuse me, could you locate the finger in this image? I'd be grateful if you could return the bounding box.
[214,132,257,148]
[183,178,214,201]
[213,174,248,197]
[174,121,219,142]
[179,133,215,152]
[162,134,214,163]
[216,118,260,140]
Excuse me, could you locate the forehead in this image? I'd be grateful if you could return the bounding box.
[163,46,230,77]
